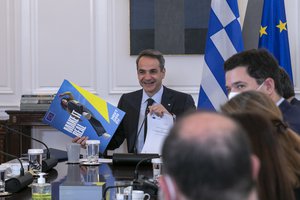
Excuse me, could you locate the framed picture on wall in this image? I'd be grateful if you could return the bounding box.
[130,0,211,55]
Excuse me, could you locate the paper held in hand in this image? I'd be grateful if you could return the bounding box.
[141,113,173,154]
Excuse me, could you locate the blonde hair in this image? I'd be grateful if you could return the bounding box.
[221,91,300,187]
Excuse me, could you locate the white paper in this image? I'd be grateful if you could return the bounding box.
[141,113,174,154]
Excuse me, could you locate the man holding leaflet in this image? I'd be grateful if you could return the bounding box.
[73,49,195,153]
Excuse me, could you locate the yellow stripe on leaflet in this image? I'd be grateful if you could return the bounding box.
[70,82,110,123]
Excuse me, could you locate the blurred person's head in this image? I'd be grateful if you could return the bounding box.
[278,67,295,101]
[224,49,282,102]
[221,91,300,188]
[160,111,259,200]
[229,112,295,200]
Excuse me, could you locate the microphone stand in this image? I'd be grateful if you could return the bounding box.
[0,150,34,193]
[0,124,58,172]
[133,99,154,153]
[132,155,160,196]
[109,155,160,199]
[134,155,160,180]
[133,115,147,154]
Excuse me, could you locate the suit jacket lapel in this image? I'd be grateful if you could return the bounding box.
[131,90,143,128]
[161,86,174,113]
[126,90,143,152]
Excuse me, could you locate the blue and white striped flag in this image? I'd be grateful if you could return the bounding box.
[197,0,244,111]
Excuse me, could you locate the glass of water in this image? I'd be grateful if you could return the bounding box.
[85,140,100,164]
[28,149,43,174]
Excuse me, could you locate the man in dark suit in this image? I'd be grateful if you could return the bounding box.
[224,49,300,134]
[74,49,195,152]
[278,67,300,107]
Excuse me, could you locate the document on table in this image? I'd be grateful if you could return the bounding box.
[141,113,174,154]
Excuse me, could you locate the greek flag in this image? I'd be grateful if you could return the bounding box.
[258,0,293,83]
[197,0,244,110]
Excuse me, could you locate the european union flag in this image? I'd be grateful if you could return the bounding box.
[197,0,244,111]
[258,0,293,83]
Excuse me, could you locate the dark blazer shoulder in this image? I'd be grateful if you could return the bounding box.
[118,90,143,108]
[163,86,194,99]
[291,98,300,107]
[162,86,196,116]
[279,99,300,134]
[122,89,143,97]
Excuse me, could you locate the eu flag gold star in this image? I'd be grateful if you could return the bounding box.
[259,26,267,37]
[276,20,287,32]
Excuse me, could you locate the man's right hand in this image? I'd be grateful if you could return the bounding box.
[72,136,89,148]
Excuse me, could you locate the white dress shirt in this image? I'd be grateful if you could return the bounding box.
[136,86,164,153]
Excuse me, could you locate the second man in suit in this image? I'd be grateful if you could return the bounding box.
[224,48,300,134]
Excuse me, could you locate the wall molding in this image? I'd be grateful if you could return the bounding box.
[0,0,17,94]
[21,0,98,94]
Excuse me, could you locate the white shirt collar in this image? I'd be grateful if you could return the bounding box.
[142,86,164,104]
[276,97,285,106]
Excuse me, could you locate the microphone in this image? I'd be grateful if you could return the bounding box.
[133,98,154,154]
[133,155,160,196]
[133,117,146,154]
[112,153,159,166]
[0,150,34,193]
[134,154,160,180]
[0,124,58,172]
[108,155,160,199]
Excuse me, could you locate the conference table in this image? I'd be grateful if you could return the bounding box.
[3,160,155,200]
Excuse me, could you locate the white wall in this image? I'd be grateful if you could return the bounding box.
[0,0,300,151]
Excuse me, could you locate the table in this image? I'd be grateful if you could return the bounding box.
[3,161,155,200]
[3,111,158,199]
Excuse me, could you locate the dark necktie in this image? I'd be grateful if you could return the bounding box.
[144,98,154,141]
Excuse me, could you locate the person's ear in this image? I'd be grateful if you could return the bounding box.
[263,77,275,95]
[158,175,177,200]
[162,68,166,78]
[251,155,260,180]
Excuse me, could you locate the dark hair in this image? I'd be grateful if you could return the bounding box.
[279,67,295,99]
[224,49,283,96]
[221,90,300,188]
[136,49,165,70]
[230,112,295,200]
[162,111,254,200]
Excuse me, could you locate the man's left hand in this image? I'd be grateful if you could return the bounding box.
[149,104,170,117]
